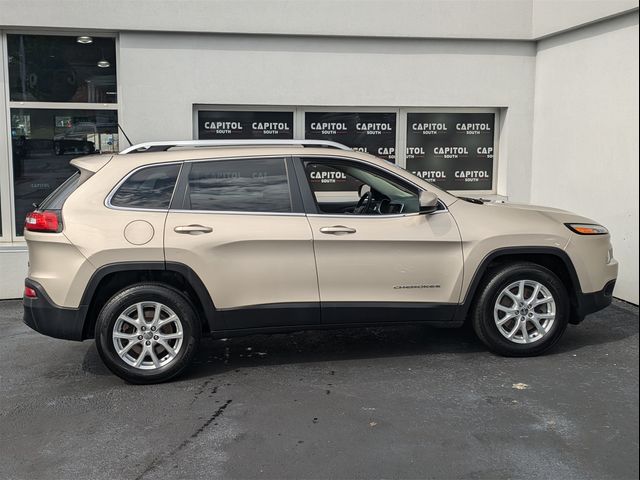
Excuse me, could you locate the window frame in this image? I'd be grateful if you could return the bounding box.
[292,155,448,217]
[1,30,120,242]
[169,155,304,215]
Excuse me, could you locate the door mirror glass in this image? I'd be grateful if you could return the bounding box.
[419,190,439,214]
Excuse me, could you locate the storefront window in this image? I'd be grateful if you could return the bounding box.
[406,112,495,191]
[197,111,293,139]
[11,108,118,235]
[7,34,117,103]
[304,112,397,163]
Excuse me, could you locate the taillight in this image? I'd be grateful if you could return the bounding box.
[24,286,38,298]
[25,210,61,233]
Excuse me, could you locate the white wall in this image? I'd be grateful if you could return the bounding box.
[532,0,638,37]
[531,12,639,303]
[0,0,534,39]
[119,33,537,200]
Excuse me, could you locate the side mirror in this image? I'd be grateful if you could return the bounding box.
[419,190,439,214]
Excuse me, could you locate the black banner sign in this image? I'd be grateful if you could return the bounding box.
[406,112,494,191]
[305,112,397,163]
[198,111,294,139]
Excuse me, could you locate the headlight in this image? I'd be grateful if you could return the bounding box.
[565,223,609,235]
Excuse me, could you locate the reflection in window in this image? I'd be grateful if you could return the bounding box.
[10,108,118,235]
[110,165,181,210]
[7,34,117,103]
[188,158,291,212]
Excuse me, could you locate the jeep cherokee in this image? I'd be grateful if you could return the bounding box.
[23,140,618,383]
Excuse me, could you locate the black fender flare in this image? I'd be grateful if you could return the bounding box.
[453,246,582,323]
[79,261,217,337]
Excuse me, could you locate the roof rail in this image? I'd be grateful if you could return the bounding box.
[119,139,352,154]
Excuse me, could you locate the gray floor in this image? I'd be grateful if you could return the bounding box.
[0,299,638,480]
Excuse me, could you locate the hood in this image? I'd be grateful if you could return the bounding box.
[482,200,598,225]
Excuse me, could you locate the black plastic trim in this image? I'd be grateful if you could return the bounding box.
[572,279,616,324]
[218,302,321,329]
[321,302,457,325]
[218,301,457,330]
[23,279,86,341]
[285,156,306,214]
[170,161,191,210]
[291,157,320,214]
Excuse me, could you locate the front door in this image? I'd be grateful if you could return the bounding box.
[164,156,320,330]
[298,157,463,324]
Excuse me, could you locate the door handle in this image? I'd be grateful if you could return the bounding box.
[319,225,357,235]
[174,224,213,235]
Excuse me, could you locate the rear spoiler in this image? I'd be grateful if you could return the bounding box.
[70,155,113,175]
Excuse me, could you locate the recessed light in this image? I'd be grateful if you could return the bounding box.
[77,36,93,44]
[97,59,111,68]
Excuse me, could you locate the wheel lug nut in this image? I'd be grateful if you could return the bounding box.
[153,335,158,340]
[138,335,143,340]
[141,326,146,331]
[145,341,151,346]
[151,326,156,331]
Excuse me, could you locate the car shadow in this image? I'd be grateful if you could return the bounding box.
[81,301,638,381]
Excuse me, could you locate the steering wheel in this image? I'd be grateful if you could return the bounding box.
[354,190,374,214]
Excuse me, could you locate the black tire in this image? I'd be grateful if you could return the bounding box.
[471,262,569,357]
[95,283,201,384]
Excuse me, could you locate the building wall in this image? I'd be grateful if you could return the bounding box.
[531,12,639,303]
[119,33,536,199]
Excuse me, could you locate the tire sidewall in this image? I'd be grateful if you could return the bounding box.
[95,284,200,384]
[474,264,569,356]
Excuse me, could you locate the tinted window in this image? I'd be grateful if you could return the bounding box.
[8,34,117,103]
[187,158,291,212]
[111,165,180,209]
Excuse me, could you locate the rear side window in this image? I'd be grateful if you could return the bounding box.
[39,171,81,210]
[186,158,291,213]
[110,164,181,209]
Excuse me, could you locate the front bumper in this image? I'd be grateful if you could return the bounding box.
[23,279,87,341]
[571,279,616,324]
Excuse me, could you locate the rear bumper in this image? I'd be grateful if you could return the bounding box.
[571,279,616,324]
[23,279,87,341]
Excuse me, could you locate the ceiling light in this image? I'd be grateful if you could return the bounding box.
[97,59,111,68]
[76,36,93,44]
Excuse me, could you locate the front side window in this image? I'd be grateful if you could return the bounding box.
[186,158,291,213]
[304,159,419,215]
[110,164,181,209]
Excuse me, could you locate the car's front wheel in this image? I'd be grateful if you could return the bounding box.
[471,262,569,356]
[95,283,201,384]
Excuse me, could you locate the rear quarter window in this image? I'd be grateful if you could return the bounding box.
[110,164,181,209]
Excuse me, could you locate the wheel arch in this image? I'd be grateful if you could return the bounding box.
[455,247,582,324]
[80,262,216,339]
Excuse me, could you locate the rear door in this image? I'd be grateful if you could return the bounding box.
[164,156,320,330]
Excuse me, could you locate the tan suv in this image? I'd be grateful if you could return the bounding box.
[23,140,618,383]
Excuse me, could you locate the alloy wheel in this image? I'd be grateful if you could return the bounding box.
[493,280,556,344]
[112,302,184,370]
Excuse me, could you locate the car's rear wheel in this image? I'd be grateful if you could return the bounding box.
[471,262,569,356]
[95,283,200,384]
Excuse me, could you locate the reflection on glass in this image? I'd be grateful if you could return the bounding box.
[7,34,117,103]
[10,108,118,235]
[188,158,291,212]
